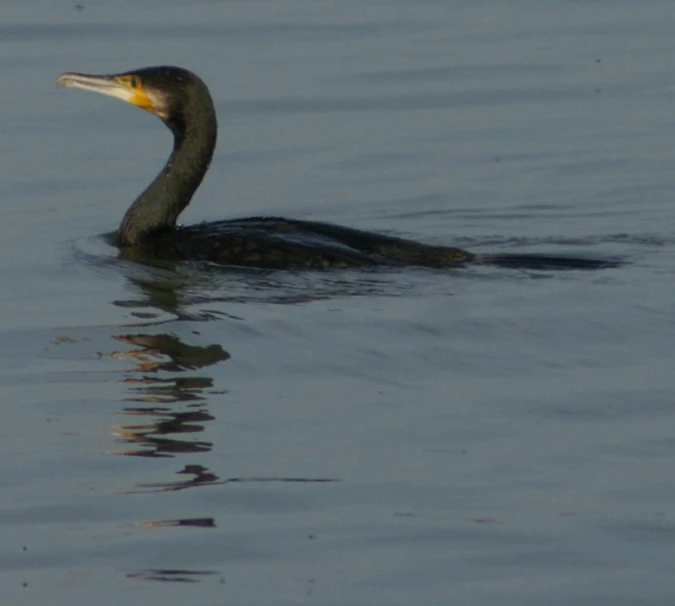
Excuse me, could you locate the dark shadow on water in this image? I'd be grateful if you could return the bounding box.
[104,332,226,459]
[115,333,230,372]
[114,265,408,310]
[122,465,338,496]
[126,569,220,584]
[101,328,338,495]
[93,325,340,587]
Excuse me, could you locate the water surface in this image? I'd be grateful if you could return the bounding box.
[2,1,675,604]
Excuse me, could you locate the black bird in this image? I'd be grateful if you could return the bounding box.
[57,66,613,270]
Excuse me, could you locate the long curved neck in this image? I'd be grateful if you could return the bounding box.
[118,103,217,246]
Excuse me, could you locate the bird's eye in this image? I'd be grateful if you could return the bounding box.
[130,76,140,88]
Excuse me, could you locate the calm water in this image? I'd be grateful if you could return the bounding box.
[2,1,675,604]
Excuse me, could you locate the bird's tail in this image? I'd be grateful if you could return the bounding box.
[475,253,621,270]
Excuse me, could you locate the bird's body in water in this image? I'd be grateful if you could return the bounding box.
[57,66,614,271]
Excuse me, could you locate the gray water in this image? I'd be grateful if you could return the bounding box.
[2,1,675,604]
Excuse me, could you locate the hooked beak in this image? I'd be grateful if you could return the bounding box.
[57,71,166,118]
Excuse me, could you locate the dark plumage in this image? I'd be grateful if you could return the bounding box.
[57,66,615,270]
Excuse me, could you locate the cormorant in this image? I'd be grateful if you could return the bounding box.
[57,66,613,270]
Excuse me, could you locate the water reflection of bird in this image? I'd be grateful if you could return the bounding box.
[57,66,614,270]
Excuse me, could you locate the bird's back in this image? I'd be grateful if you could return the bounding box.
[122,217,474,269]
